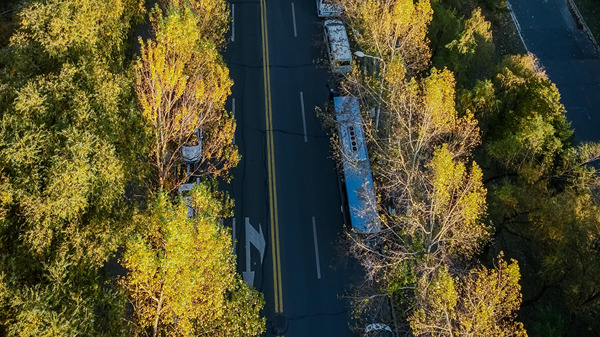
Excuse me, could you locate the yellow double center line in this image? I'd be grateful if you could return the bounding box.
[260,0,284,315]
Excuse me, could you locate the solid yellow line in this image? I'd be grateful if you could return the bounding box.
[261,0,284,314]
[260,0,283,315]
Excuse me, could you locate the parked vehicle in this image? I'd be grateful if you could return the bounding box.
[334,96,380,233]
[181,128,202,164]
[323,19,353,75]
[316,0,342,17]
[178,182,197,218]
[365,323,393,337]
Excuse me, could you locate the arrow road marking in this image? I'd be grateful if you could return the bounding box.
[242,217,266,286]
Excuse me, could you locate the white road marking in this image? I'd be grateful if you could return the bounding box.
[231,4,235,42]
[506,1,528,52]
[300,91,308,143]
[232,97,236,144]
[312,216,322,279]
[291,3,298,37]
[243,217,266,286]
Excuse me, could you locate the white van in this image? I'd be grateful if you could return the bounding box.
[317,0,343,17]
[323,19,352,75]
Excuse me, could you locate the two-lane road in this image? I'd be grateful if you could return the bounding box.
[224,0,362,336]
[510,0,600,141]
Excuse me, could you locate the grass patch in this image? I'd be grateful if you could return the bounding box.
[574,0,600,43]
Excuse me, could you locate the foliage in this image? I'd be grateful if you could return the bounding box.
[338,0,433,72]
[429,6,495,86]
[410,255,527,337]
[457,47,600,337]
[0,0,147,334]
[120,186,264,337]
[336,1,533,334]
[165,0,230,47]
[0,268,127,337]
[136,5,237,189]
[7,0,143,76]
[425,144,488,260]
[459,54,573,183]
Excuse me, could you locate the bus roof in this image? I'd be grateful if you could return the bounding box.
[324,20,353,63]
[334,96,380,234]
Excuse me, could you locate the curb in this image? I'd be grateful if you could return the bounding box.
[506,1,529,53]
[567,0,600,55]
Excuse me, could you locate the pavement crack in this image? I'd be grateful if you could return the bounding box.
[285,309,349,322]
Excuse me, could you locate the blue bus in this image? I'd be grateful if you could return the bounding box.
[334,96,380,234]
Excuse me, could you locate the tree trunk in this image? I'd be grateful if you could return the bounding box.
[153,289,165,337]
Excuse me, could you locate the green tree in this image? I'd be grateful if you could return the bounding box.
[445,8,495,85]
[476,54,572,182]
[120,185,264,337]
[0,0,147,334]
[459,54,600,334]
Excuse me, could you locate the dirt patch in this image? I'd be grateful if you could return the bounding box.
[487,4,528,57]
[573,0,600,49]
[573,0,600,40]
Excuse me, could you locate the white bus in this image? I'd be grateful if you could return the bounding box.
[334,96,380,234]
[317,0,342,18]
[323,19,352,74]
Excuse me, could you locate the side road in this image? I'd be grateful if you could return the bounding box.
[509,0,600,142]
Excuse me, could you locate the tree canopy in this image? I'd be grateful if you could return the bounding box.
[136,5,237,189]
[337,1,530,335]
[0,0,260,335]
[120,185,264,337]
[0,0,147,335]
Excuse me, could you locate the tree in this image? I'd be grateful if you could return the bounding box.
[7,0,143,78]
[338,0,433,72]
[340,51,491,331]
[165,0,230,47]
[468,54,573,183]
[444,8,495,85]
[410,255,527,337]
[458,53,600,333]
[352,66,487,261]
[120,185,264,337]
[136,5,237,189]
[0,0,146,334]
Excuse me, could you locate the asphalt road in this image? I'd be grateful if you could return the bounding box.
[223,0,363,336]
[510,0,600,142]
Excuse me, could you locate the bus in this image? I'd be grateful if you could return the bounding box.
[317,0,343,18]
[334,96,380,233]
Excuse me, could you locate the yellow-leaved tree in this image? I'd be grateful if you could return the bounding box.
[422,144,488,261]
[136,5,238,189]
[410,255,527,337]
[338,0,433,72]
[345,59,486,278]
[120,184,264,337]
[166,0,230,46]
